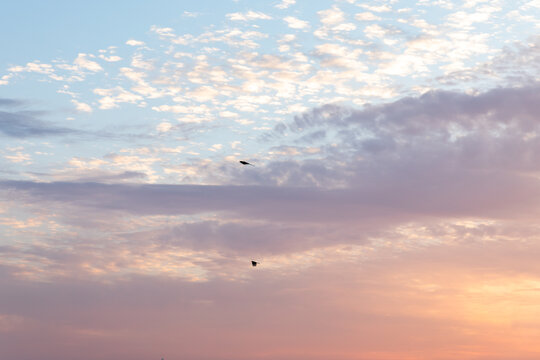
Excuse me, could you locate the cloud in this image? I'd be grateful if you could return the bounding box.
[226,11,272,21]
[124,220,368,256]
[8,62,54,75]
[438,35,540,86]
[318,6,346,26]
[359,3,392,12]
[4,152,31,164]
[276,0,295,9]
[182,11,199,18]
[73,53,103,72]
[282,83,540,134]
[283,16,310,30]
[0,99,26,108]
[0,181,362,222]
[0,111,76,138]
[2,161,540,226]
[98,54,122,62]
[83,170,148,183]
[93,86,144,109]
[355,11,381,21]
[71,100,92,113]
[125,39,145,46]
[156,122,173,133]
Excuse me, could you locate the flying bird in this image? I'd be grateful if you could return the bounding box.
[239,160,254,166]
[251,260,259,267]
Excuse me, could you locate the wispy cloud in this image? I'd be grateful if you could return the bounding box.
[0,98,26,108]
[0,111,76,138]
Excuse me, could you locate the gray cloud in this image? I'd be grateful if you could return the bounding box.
[2,167,540,224]
[27,170,148,184]
[121,220,373,255]
[0,110,76,138]
[0,181,376,222]
[0,98,26,108]
[280,83,540,135]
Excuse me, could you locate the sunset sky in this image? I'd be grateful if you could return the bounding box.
[1,1,540,359]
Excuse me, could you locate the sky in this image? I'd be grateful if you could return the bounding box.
[1,0,540,359]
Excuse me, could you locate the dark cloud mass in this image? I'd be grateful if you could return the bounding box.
[254,83,540,188]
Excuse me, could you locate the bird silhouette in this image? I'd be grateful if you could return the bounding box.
[239,160,254,166]
[251,260,258,267]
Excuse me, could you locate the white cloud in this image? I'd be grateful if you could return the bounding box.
[276,0,295,9]
[333,23,356,32]
[152,105,190,113]
[523,0,540,9]
[74,53,103,72]
[315,6,357,38]
[417,0,454,9]
[359,4,392,12]
[120,67,146,82]
[159,146,185,153]
[131,54,154,70]
[355,12,381,21]
[182,11,199,18]
[319,6,345,25]
[126,39,145,46]
[93,87,143,109]
[178,113,214,123]
[284,16,310,30]
[119,67,164,99]
[4,152,31,164]
[279,44,291,52]
[235,119,254,125]
[280,34,296,43]
[188,86,220,102]
[71,99,92,113]
[463,0,490,8]
[157,122,173,132]
[150,26,176,38]
[8,62,54,74]
[226,11,272,21]
[220,111,238,118]
[99,55,122,62]
[364,24,397,39]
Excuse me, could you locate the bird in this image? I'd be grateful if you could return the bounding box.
[251,260,258,267]
[239,160,254,166]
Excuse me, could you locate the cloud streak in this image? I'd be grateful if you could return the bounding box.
[0,111,76,138]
